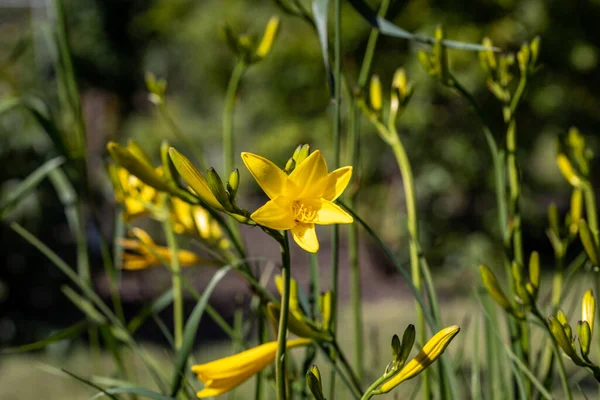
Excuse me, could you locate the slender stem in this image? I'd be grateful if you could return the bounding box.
[332,340,363,394]
[162,218,183,349]
[255,302,266,400]
[386,126,427,398]
[329,0,343,397]
[275,232,292,400]
[223,61,246,175]
[583,182,599,244]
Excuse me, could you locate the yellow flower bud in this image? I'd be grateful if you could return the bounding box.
[369,75,383,112]
[378,325,460,393]
[582,289,595,333]
[570,188,583,234]
[578,320,592,357]
[557,153,582,187]
[255,16,280,59]
[579,219,599,266]
[480,265,513,313]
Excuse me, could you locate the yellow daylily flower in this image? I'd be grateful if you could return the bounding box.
[378,325,460,393]
[171,198,230,249]
[192,338,311,398]
[120,228,205,270]
[109,166,163,221]
[242,150,353,252]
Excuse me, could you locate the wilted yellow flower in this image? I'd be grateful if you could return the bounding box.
[192,338,311,398]
[109,166,162,221]
[120,228,205,270]
[242,150,353,252]
[378,325,460,393]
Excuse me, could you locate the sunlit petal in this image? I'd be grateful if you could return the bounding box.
[250,197,296,230]
[322,166,353,201]
[242,152,288,199]
[291,224,319,253]
[287,150,328,198]
[314,199,353,225]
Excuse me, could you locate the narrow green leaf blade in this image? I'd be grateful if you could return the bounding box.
[312,0,332,95]
[0,156,65,218]
[1,320,88,354]
[170,265,233,396]
[346,0,499,51]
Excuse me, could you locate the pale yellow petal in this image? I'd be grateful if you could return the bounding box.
[287,150,328,198]
[291,224,319,253]
[322,166,353,201]
[169,148,224,211]
[250,197,296,230]
[314,199,353,225]
[242,152,288,199]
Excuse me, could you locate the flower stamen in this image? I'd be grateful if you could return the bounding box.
[292,201,317,223]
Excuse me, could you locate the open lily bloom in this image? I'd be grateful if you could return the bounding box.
[192,338,310,398]
[242,150,353,252]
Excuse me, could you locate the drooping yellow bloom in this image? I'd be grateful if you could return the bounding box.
[109,165,163,221]
[192,338,311,398]
[120,228,205,270]
[242,150,353,252]
[378,325,460,393]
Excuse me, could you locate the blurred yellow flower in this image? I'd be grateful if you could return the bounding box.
[120,228,205,270]
[192,338,310,398]
[171,198,230,249]
[242,150,353,252]
[378,325,460,393]
[109,165,162,221]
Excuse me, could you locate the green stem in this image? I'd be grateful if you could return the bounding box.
[332,340,363,394]
[386,126,427,397]
[255,302,266,400]
[276,232,292,400]
[223,61,246,175]
[162,218,183,349]
[309,253,320,318]
[329,0,343,397]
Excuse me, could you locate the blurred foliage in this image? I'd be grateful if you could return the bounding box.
[0,0,599,345]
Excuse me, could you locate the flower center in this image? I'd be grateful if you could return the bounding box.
[292,201,317,223]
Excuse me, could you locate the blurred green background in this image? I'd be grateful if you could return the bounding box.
[0,0,598,382]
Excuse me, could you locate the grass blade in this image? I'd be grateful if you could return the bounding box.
[1,320,88,354]
[312,0,332,94]
[0,156,65,218]
[346,0,499,51]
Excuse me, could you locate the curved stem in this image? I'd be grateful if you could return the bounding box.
[275,232,291,400]
[223,61,246,175]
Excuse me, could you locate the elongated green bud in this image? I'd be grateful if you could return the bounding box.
[529,251,540,294]
[548,202,560,236]
[578,320,592,357]
[398,324,415,366]
[285,158,296,174]
[548,316,582,363]
[480,265,514,313]
[227,168,240,200]
[570,189,583,234]
[434,25,449,83]
[391,334,401,362]
[307,365,326,400]
[370,75,383,112]
[579,220,599,266]
[206,168,233,210]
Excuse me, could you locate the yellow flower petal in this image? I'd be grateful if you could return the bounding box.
[169,148,224,211]
[322,166,353,201]
[250,197,296,230]
[241,152,288,199]
[315,199,353,225]
[292,223,319,253]
[192,338,310,398]
[287,150,328,198]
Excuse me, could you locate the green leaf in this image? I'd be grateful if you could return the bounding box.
[92,387,174,400]
[170,265,233,397]
[312,0,332,95]
[347,0,499,51]
[61,285,106,324]
[1,320,88,354]
[127,289,175,333]
[0,156,65,218]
